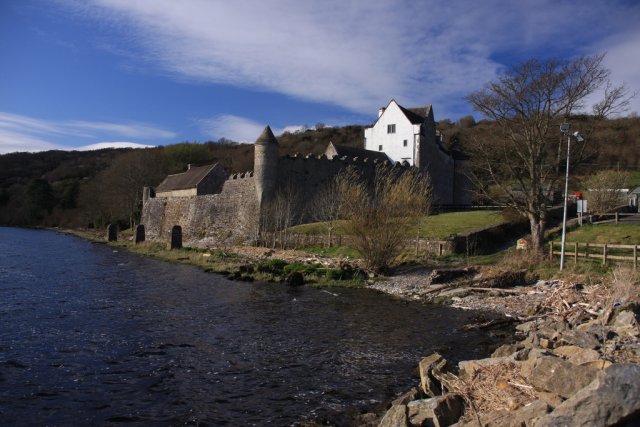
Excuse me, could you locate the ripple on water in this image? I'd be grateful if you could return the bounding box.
[0,227,507,426]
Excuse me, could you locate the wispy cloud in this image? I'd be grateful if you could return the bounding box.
[200,114,304,143]
[66,0,640,118]
[0,112,174,154]
[76,141,156,150]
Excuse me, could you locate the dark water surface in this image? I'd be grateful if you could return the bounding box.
[0,227,501,426]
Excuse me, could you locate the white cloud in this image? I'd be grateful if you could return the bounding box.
[0,112,175,154]
[595,29,640,116]
[200,114,304,143]
[76,141,156,150]
[64,0,640,119]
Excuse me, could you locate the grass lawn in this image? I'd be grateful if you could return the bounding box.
[558,223,640,245]
[628,170,640,188]
[413,210,505,239]
[289,210,505,240]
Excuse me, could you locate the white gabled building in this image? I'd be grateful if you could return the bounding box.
[364,99,471,205]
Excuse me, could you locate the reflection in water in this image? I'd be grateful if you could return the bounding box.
[0,227,502,426]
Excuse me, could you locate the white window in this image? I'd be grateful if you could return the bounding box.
[378,145,383,151]
[403,139,408,147]
[387,124,396,134]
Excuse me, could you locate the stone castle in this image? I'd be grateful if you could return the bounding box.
[141,100,471,245]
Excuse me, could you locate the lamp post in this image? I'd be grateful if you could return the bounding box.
[559,123,584,271]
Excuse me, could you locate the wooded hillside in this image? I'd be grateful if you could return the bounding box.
[0,117,637,229]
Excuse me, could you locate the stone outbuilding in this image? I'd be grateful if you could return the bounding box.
[155,163,227,198]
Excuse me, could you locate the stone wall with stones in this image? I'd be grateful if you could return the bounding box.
[142,174,258,245]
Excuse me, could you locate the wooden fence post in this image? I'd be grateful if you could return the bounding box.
[574,242,578,264]
[603,244,608,266]
[549,241,554,260]
[634,245,637,271]
[585,243,589,259]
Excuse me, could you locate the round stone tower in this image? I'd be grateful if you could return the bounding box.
[254,125,279,206]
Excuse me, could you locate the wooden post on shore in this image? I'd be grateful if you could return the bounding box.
[135,224,145,244]
[107,223,118,242]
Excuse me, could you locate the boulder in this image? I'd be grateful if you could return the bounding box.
[535,364,640,427]
[418,353,446,397]
[377,404,408,427]
[491,343,523,358]
[552,345,601,365]
[553,329,601,350]
[407,394,464,427]
[612,310,639,338]
[522,355,598,398]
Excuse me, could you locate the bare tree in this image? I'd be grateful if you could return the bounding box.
[261,184,301,249]
[584,169,632,214]
[467,54,634,252]
[310,172,354,247]
[340,165,432,273]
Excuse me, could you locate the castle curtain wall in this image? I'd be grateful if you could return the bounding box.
[142,175,258,244]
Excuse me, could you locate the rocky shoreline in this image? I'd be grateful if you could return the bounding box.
[367,266,640,427]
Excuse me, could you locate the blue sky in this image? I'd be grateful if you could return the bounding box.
[1,0,639,154]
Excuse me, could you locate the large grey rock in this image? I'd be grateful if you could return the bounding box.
[535,364,640,427]
[523,355,598,398]
[553,329,600,350]
[552,345,601,365]
[612,310,639,338]
[407,394,464,427]
[491,343,523,358]
[377,404,408,427]
[418,353,446,397]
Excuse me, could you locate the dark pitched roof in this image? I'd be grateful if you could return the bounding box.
[400,104,432,124]
[328,143,389,162]
[156,164,218,193]
[255,126,278,146]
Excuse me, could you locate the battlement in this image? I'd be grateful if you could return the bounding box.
[279,153,413,170]
[228,171,254,180]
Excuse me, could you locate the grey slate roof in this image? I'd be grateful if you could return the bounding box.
[156,164,218,193]
[402,105,432,124]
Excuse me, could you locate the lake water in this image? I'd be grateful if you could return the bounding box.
[0,227,503,426]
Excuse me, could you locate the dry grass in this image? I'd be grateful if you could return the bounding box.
[450,362,538,424]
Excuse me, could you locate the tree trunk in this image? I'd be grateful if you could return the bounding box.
[528,214,545,253]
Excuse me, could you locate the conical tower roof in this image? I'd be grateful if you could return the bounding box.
[255,126,278,146]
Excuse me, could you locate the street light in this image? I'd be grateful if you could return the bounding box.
[559,123,584,271]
